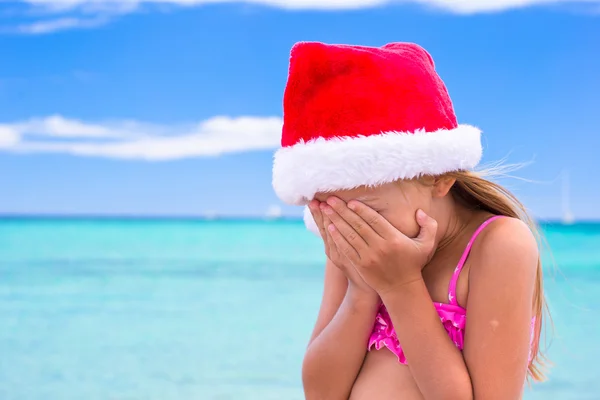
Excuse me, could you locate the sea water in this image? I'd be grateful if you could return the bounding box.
[0,219,598,399]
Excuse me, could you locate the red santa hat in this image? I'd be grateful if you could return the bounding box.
[271,42,482,233]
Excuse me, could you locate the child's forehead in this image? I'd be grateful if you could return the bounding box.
[314,186,382,203]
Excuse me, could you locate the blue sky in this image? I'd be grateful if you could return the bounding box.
[0,0,599,219]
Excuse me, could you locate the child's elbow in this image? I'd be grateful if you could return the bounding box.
[300,353,314,392]
[301,353,325,400]
[439,373,473,400]
[450,387,473,400]
[449,378,473,400]
[440,388,472,400]
[301,352,348,400]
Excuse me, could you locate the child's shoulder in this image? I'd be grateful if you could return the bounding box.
[469,216,539,283]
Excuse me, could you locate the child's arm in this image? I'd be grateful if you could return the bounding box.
[462,218,538,398]
[306,257,348,345]
[380,279,473,400]
[302,257,380,400]
[381,218,538,400]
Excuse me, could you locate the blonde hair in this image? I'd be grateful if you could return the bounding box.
[441,169,550,382]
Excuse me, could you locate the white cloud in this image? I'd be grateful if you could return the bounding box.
[14,15,109,34]
[20,0,140,14]
[8,0,599,34]
[0,115,283,160]
[0,127,21,148]
[6,1,136,34]
[10,115,147,139]
[19,0,600,13]
[414,0,600,13]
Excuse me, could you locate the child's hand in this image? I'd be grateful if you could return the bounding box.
[308,200,377,299]
[321,197,438,297]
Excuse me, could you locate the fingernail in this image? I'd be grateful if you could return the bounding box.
[328,224,335,232]
[417,209,426,219]
[323,206,333,215]
[326,197,337,206]
[348,201,357,211]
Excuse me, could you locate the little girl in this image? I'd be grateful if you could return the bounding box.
[272,42,548,399]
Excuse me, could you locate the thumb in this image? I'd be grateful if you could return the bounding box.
[414,209,438,250]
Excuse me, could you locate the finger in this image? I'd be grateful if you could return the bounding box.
[414,209,438,251]
[346,199,397,239]
[320,206,336,252]
[326,223,361,265]
[322,203,369,252]
[308,200,327,240]
[325,197,380,245]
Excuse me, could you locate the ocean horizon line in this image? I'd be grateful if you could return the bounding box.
[0,213,598,225]
[0,213,302,222]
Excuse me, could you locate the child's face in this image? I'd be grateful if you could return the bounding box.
[314,179,434,239]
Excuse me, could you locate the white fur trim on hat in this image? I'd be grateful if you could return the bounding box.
[273,124,482,206]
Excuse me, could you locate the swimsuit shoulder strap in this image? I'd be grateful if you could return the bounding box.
[448,215,504,305]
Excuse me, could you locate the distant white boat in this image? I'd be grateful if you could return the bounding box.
[561,170,575,225]
[265,205,283,220]
[204,210,219,220]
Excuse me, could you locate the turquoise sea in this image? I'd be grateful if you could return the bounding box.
[1,218,598,399]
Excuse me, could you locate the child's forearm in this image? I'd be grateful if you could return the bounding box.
[302,288,379,400]
[381,278,473,400]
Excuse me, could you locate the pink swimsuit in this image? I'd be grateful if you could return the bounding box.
[368,216,536,364]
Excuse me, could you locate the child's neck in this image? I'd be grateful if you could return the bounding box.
[433,196,484,254]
